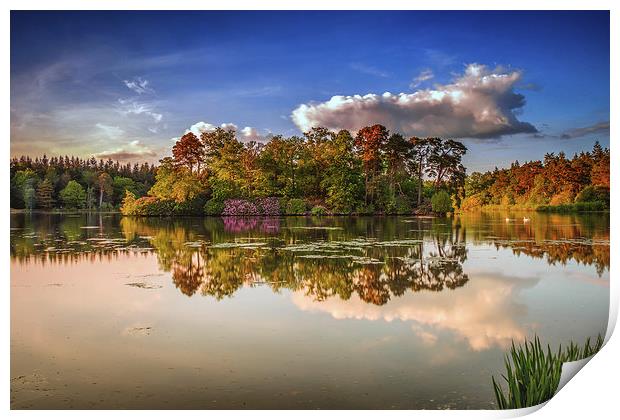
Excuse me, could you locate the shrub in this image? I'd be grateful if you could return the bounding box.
[204,199,225,216]
[133,197,176,216]
[285,198,307,215]
[256,197,281,215]
[460,194,484,212]
[394,196,412,214]
[500,194,515,207]
[549,189,574,206]
[536,202,606,213]
[311,205,328,216]
[355,203,375,215]
[575,186,610,207]
[173,194,207,216]
[431,190,452,214]
[222,199,259,216]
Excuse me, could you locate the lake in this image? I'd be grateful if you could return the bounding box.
[10,212,609,409]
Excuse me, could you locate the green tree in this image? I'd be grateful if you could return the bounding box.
[431,190,452,214]
[60,180,86,209]
[149,158,205,203]
[23,185,36,210]
[35,178,55,209]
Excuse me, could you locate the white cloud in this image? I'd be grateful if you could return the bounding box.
[123,77,154,95]
[240,126,263,142]
[291,63,538,139]
[95,123,125,139]
[172,121,268,143]
[292,271,538,351]
[410,69,434,89]
[118,98,162,122]
[350,62,390,78]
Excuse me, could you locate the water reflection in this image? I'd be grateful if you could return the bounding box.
[10,211,610,409]
[11,212,609,304]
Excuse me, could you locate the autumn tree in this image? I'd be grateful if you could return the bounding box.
[355,124,389,205]
[172,132,205,173]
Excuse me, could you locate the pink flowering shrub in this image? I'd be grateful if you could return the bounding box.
[222,199,259,216]
[256,197,281,215]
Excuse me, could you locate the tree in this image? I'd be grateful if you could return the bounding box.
[590,141,610,188]
[11,169,39,208]
[60,180,86,208]
[426,139,467,188]
[149,158,205,202]
[410,137,440,206]
[172,132,205,173]
[355,124,389,205]
[36,178,55,209]
[384,133,413,195]
[431,190,452,214]
[321,130,365,213]
[97,172,113,207]
[23,185,36,210]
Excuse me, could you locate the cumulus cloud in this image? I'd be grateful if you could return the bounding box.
[173,121,269,143]
[560,121,610,139]
[291,63,538,139]
[123,77,154,95]
[410,69,434,88]
[240,126,265,142]
[95,140,157,162]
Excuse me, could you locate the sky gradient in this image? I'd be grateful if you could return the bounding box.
[10,10,610,172]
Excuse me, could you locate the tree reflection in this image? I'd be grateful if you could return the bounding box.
[10,212,609,302]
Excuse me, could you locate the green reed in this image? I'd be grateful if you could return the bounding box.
[492,334,604,409]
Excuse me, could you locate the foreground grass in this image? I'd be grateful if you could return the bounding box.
[492,334,604,409]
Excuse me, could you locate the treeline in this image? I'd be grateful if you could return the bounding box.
[10,155,157,210]
[121,125,467,216]
[461,142,610,212]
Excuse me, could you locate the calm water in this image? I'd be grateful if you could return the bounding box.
[10,212,609,409]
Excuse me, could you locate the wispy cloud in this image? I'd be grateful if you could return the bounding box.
[410,69,434,89]
[95,123,125,139]
[123,77,154,94]
[350,62,390,78]
[117,98,162,122]
[560,121,610,139]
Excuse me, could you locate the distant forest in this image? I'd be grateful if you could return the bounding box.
[10,125,610,215]
[10,156,156,211]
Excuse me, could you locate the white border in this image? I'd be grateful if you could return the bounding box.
[3,2,617,420]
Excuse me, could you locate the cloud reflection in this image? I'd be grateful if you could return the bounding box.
[292,271,539,351]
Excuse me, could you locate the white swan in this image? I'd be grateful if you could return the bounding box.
[523,217,531,223]
[505,217,511,222]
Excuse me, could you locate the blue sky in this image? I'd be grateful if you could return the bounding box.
[10,11,609,171]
